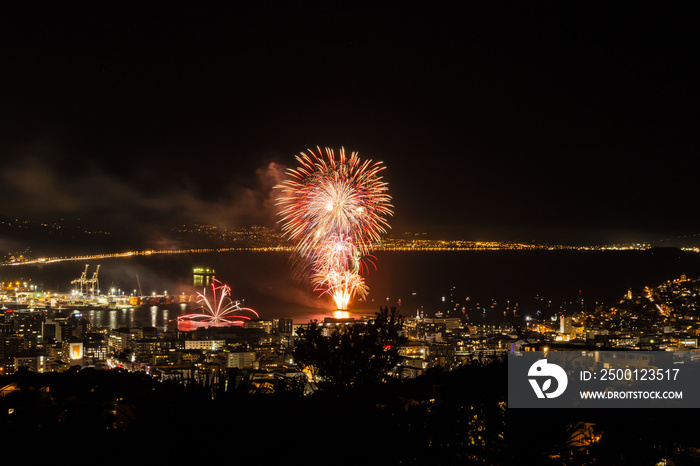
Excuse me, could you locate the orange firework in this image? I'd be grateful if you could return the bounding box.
[276,147,392,309]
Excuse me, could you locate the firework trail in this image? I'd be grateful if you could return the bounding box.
[276,147,392,309]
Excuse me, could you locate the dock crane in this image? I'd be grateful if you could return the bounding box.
[71,264,100,296]
[71,264,90,294]
[88,264,100,296]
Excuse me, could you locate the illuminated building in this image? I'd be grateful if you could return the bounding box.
[422,317,461,332]
[227,350,256,369]
[274,318,294,347]
[184,339,225,351]
[244,319,272,333]
[133,338,165,363]
[83,333,109,366]
[64,338,84,366]
[274,318,293,334]
[14,351,47,373]
[678,338,698,348]
[560,316,574,336]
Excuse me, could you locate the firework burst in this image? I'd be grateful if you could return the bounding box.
[177,279,259,327]
[276,147,392,309]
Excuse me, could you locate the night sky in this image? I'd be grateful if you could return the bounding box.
[2,3,698,249]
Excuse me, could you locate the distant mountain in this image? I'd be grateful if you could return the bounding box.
[0,217,287,259]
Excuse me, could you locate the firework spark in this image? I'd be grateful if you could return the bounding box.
[177,279,259,327]
[276,147,392,309]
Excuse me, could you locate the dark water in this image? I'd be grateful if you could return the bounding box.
[4,248,700,331]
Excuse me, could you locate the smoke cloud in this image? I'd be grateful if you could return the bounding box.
[0,144,289,251]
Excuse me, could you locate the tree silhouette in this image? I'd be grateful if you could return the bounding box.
[293,306,405,388]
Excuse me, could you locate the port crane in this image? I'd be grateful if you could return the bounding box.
[71,264,100,296]
[88,265,100,295]
[71,264,89,294]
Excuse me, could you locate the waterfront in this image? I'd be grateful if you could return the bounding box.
[4,248,700,332]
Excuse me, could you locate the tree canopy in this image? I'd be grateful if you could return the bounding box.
[293,306,406,388]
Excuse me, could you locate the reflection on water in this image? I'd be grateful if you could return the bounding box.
[80,303,352,333]
[21,249,700,329]
[83,303,186,333]
[85,308,133,330]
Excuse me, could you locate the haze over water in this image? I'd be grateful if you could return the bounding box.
[6,248,700,331]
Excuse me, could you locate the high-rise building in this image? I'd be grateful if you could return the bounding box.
[274,318,293,334]
[560,316,574,335]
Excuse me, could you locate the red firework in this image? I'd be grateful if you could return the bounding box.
[177,279,259,327]
[276,147,392,309]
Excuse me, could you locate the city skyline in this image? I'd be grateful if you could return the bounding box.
[2,6,699,460]
[2,3,698,252]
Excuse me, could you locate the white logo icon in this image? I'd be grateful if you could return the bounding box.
[528,359,568,399]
